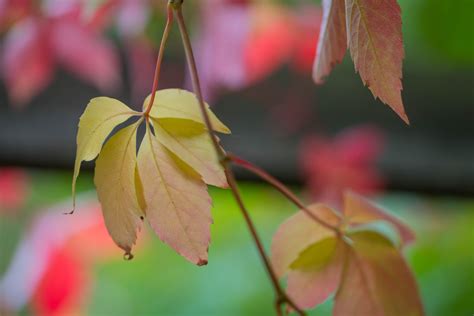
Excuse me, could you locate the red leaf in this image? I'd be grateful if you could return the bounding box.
[51,18,120,92]
[312,0,347,83]
[1,18,53,105]
[300,126,385,207]
[346,0,408,123]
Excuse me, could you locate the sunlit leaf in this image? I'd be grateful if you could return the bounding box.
[345,0,408,123]
[144,89,231,134]
[72,97,138,210]
[137,123,212,265]
[94,121,144,257]
[151,118,227,188]
[313,0,347,83]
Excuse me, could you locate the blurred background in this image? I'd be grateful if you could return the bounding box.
[0,0,473,315]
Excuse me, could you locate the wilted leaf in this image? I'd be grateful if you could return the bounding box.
[94,121,144,257]
[144,89,230,134]
[72,97,139,210]
[313,0,347,83]
[137,123,212,265]
[334,231,424,316]
[345,0,408,123]
[151,118,227,188]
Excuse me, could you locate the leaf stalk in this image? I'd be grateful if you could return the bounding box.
[173,4,306,315]
[143,4,174,118]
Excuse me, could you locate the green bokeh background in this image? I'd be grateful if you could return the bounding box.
[2,171,473,315]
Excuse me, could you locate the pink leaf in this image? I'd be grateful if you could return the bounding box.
[343,190,415,246]
[345,0,408,123]
[51,18,120,92]
[334,231,424,316]
[1,18,53,105]
[312,0,347,83]
[300,126,384,208]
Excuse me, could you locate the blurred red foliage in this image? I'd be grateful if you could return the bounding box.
[300,126,385,207]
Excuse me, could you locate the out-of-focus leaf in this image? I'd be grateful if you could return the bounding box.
[287,237,345,308]
[50,18,120,92]
[271,204,340,277]
[300,125,384,208]
[334,231,424,316]
[344,190,415,246]
[272,191,423,314]
[1,18,53,105]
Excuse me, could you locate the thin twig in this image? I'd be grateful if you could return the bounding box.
[143,4,174,117]
[229,154,341,232]
[173,3,305,315]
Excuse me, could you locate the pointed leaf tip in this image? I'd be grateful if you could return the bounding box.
[72,97,138,211]
[94,121,143,255]
[345,0,408,123]
[137,124,213,265]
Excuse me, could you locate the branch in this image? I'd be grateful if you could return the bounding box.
[229,154,342,233]
[172,3,305,315]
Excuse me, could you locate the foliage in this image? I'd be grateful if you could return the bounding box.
[72,89,229,263]
[66,0,425,314]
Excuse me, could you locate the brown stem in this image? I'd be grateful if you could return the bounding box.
[143,4,174,117]
[173,4,305,315]
[229,154,341,232]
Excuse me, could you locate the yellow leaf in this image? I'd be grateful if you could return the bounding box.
[287,237,345,308]
[271,204,341,277]
[137,123,212,265]
[94,120,143,257]
[151,118,227,188]
[144,89,231,134]
[72,97,139,210]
